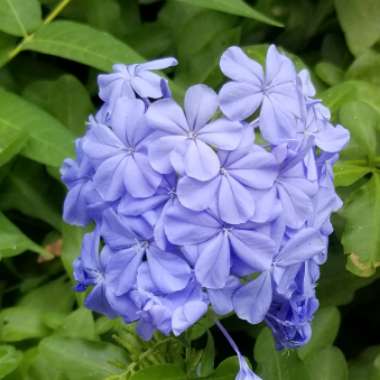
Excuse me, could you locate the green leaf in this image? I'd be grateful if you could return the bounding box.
[0,88,74,167]
[0,0,41,37]
[298,307,341,360]
[318,249,377,306]
[346,50,380,86]
[304,347,348,380]
[334,162,372,187]
[0,125,27,166]
[339,101,378,162]
[0,159,63,230]
[28,336,127,380]
[315,62,344,86]
[129,364,186,380]
[22,20,143,72]
[61,224,84,281]
[56,308,96,341]
[172,0,283,27]
[349,346,380,380]
[254,328,310,380]
[334,0,380,56]
[206,357,239,380]
[197,331,215,377]
[341,172,380,277]
[18,277,75,315]
[0,307,50,342]
[0,212,45,258]
[0,345,22,379]
[23,74,94,135]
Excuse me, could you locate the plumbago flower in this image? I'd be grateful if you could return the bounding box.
[61,46,349,380]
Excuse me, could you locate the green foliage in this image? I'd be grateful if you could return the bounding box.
[0,0,379,379]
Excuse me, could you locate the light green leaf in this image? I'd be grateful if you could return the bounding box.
[61,224,84,280]
[0,88,74,167]
[0,345,22,379]
[0,307,50,342]
[298,307,341,360]
[172,0,283,27]
[22,20,143,72]
[339,101,378,162]
[315,62,344,86]
[206,357,239,380]
[254,328,310,380]
[0,212,45,258]
[0,158,63,230]
[56,308,96,341]
[23,74,93,135]
[305,347,348,380]
[130,364,186,380]
[0,0,41,37]
[334,162,372,187]
[342,172,380,277]
[0,125,27,166]
[28,336,127,380]
[335,0,380,56]
[346,50,380,86]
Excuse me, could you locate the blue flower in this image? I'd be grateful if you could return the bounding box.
[97,57,178,111]
[146,84,244,181]
[82,97,162,200]
[219,45,300,144]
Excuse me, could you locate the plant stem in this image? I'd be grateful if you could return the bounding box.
[3,0,72,66]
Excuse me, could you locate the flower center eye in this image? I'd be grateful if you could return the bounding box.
[168,188,176,199]
[220,167,227,176]
[222,226,233,235]
[187,130,197,140]
[126,146,135,156]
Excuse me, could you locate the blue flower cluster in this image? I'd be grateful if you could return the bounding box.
[61,46,349,379]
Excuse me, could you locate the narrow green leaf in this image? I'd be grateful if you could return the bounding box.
[22,20,143,72]
[335,0,380,56]
[172,0,283,27]
[0,212,45,258]
[129,364,186,380]
[342,172,380,277]
[305,347,348,380]
[334,162,372,187]
[23,74,94,135]
[61,224,84,280]
[197,331,215,377]
[0,88,74,167]
[298,307,341,360]
[0,0,41,37]
[254,328,310,380]
[0,345,22,379]
[0,125,27,166]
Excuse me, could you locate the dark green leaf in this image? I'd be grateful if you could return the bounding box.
[23,74,93,135]
[0,126,27,166]
[0,0,41,37]
[298,307,341,360]
[129,364,186,380]
[0,212,45,258]
[254,328,310,380]
[206,357,239,380]
[349,346,380,380]
[341,172,380,277]
[0,345,22,379]
[305,347,348,380]
[172,0,283,27]
[335,0,380,55]
[0,88,74,167]
[0,159,63,230]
